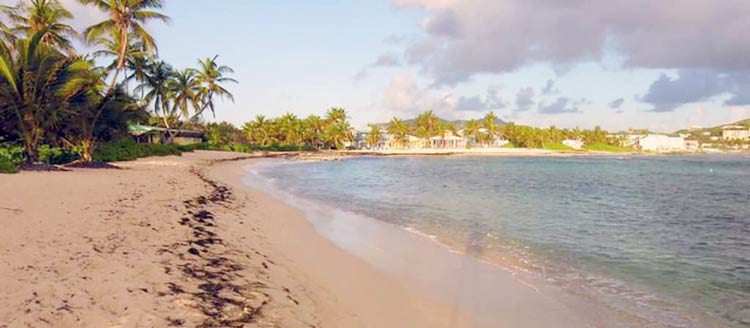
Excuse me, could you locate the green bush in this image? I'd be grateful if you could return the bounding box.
[38,145,80,164]
[93,139,186,162]
[0,144,25,165]
[0,157,18,174]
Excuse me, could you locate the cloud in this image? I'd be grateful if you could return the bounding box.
[391,0,750,85]
[371,53,401,67]
[538,97,582,114]
[609,98,625,109]
[352,69,368,81]
[541,79,558,95]
[639,69,750,112]
[455,86,507,112]
[515,87,536,111]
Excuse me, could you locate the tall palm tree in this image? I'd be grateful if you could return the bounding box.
[7,0,76,52]
[79,0,170,91]
[135,60,174,139]
[189,55,236,122]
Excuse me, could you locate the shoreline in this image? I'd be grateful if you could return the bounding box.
[243,158,733,328]
[1,150,736,327]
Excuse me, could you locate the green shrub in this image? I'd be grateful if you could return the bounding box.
[0,157,18,174]
[502,142,517,148]
[0,145,25,165]
[93,139,186,162]
[38,145,80,164]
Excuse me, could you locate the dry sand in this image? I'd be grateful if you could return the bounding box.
[0,151,471,327]
[0,150,631,327]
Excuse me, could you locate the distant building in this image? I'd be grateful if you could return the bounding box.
[128,124,205,145]
[721,126,750,141]
[636,134,686,152]
[562,139,584,150]
[684,139,701,151]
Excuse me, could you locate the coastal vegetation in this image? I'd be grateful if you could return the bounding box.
[0,0,236,171]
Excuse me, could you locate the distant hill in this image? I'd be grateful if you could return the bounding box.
[675,118,750,135]
[371,117,506,129]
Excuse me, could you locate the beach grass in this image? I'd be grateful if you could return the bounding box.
[542,142,574,151]
[583,143,634,152]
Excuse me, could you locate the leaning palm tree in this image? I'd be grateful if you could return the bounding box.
[188,55,236,122]
[79,0,170,91]
[6,0,76,52]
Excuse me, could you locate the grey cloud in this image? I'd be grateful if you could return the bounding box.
[640,69,750,111]
[640,70,724,112]
[424,9,462,38]
[455,86,507,112]
[541,79,558,95]
[515,87,536,112]
[372,53,402,67]
[609,98,625,109]
[392,0,750,85]
[538,97,581,114]
[352,69,368,81]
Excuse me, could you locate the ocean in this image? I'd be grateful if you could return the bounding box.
[251,154,750,327]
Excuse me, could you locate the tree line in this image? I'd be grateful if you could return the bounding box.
[0,0,235,164]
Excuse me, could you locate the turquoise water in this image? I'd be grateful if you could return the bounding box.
[257,155,750,326]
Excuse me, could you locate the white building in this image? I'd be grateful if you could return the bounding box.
[637,134,686,152]
[721,126,750,141]
[562,139,584,150]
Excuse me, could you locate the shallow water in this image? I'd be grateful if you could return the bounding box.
[255,154,750,327]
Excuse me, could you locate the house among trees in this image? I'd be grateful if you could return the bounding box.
[128,124,205,145]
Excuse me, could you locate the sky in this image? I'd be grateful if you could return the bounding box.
[7,0,750,132]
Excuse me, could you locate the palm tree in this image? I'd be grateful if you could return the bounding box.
[0,30,94,163]
[243,114,274,146]
[169,68,200,119]
[302,114,324,149]
[323,121,353,150]
[325,107,347,124]
[6,0,76,52]
[188,55,236,122]
[387,117,409,148]
[278,112,301,145]
[482,111,498,145]
[79,0,170,91]
[415,110,439,138]
[464,119,481,146]
[367,124,381,149]
[135,60,175,140]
